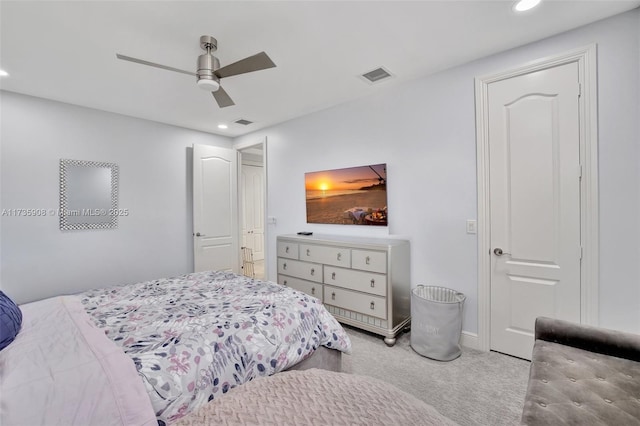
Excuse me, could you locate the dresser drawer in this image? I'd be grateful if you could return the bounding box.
[277,258,322,283]
[323,266,386,297]
[325,286,386,319]
[277,241,299,259]
[299,244,351,268]
[351,249,387,273]
[279,275,323,300]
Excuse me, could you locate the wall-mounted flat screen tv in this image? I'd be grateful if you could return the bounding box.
[305,163,387,226]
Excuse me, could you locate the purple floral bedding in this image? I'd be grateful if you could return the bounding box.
[79,271,351,424]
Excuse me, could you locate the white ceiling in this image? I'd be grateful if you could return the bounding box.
[1,1,638,137]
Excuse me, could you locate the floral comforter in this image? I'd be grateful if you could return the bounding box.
[80,271,351,424]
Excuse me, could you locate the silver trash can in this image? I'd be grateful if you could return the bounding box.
[410,285,466,361]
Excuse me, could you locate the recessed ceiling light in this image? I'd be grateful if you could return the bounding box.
[513,0,541,12]
[0,69,9,77]
[217,124,228,129]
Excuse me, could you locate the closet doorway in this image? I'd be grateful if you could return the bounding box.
[475,46,599,358]
[238,141,267,280]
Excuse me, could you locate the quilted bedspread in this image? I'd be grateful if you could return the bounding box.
[80,271,351,424]
[175,369,458,426]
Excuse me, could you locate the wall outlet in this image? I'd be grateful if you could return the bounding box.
[466,219,477,234]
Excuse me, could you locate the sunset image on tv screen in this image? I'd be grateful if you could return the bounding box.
[305,163,387,226]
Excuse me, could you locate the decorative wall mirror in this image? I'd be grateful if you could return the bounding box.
[59,159,119,230]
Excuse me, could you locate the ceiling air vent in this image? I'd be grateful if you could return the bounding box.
[234,119,254,126]
[360,66,393,84]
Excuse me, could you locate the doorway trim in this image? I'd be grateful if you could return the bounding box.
[474,45,599,352]
[235,137,269,279]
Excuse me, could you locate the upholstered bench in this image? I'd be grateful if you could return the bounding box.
[522,317,640,425]
[176,368,457,425]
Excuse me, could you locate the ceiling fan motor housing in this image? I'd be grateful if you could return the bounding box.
[197,35,220,91]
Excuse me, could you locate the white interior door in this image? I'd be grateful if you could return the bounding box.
[488,62,581,359]
[193,145,239,273]
[241,164,265,261]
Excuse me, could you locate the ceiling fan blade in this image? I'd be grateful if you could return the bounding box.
[116,53,196,77]
[214,52,276,79]
[212,86,235,108]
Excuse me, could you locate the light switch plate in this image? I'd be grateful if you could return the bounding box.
[466,220,477,234]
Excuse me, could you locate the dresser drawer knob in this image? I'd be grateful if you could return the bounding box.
[370,301,375,310]
[365,256,370,265]
[370,279,375,287]
[283,262,287,270]
[311,287,316,295]
[310,268,315,276]
[283,280,288,286]
[285,246,290,253]
[337,253,342,261]
[331,272,336,280]
[332,292,336,300]
[306,249,311,256]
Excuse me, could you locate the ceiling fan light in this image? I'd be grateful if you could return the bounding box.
[197,78,220,92]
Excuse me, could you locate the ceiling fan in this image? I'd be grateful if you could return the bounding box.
[116,35,276,108]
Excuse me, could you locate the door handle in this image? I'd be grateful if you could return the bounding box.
[493,248,511,256]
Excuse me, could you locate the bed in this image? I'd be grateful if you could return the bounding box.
[0,270,351,425]
[176,368,458,425]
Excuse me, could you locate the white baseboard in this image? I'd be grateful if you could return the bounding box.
[461,331,480,351]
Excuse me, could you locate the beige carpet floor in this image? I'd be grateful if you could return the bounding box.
[341,325,531,426]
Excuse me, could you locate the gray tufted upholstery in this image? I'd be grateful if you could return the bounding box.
[522,317,640,425]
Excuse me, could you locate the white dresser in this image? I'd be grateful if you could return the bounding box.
[276,234,410,346]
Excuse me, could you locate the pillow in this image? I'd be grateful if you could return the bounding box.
[0,291,22,351]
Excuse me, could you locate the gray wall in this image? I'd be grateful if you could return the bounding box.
[235,9,640,334]
[0,92,232,304]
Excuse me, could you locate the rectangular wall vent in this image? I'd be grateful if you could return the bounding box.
[235,119,253,126]
[361,67,393,83]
